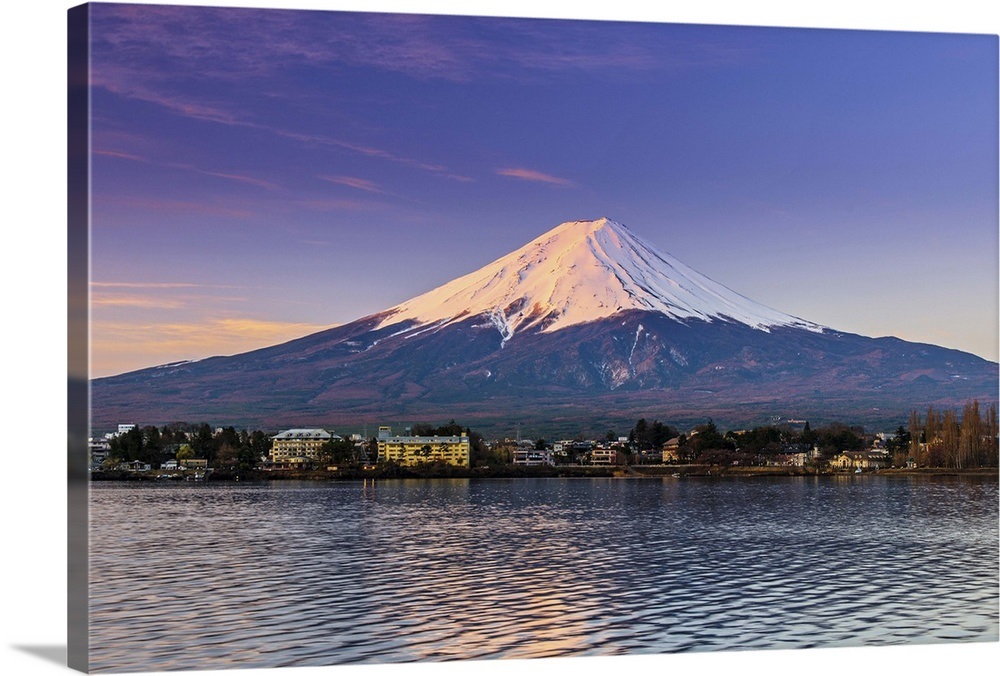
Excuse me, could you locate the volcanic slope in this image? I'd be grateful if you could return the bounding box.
[91,218,998,433]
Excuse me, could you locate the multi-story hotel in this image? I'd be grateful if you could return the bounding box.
[511,447,553,466]
[269,428,334,463]
[376,426,470,467]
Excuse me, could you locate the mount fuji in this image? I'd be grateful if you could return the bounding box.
[377,217,823,342]
[91,218,997,434]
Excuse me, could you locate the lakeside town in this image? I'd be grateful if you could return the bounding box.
[89,400,999,480]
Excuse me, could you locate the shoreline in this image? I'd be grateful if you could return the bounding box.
[89,465,999,482]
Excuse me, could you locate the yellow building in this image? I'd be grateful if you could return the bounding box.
[270,428,334,463]
[377,426,470,467]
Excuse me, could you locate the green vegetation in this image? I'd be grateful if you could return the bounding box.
[627,418,678,453]
[317,437,361,465]
[621,400,997,469]
[105,422,270,471]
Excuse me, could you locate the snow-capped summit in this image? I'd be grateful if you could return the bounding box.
[377,217,823,341]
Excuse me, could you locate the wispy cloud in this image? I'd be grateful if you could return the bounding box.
[91,281,243,290]
[91,23,471,184]
[497,167,574,186]
[93,4,738,184]
[93,6,749,82]
[318,175,383,193]
[94,149,146,162]
[94,92,471,183]
[91,62,245,125]
[296,198,380,212]
[90,281,252,314]
[91,294,187,310]
[91,291,250,310]
[91,282,196,289]
[281,130,471,181]
[94,147,280,190]
[196,169,277,189]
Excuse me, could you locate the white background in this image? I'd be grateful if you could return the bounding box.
[2,2,997,676]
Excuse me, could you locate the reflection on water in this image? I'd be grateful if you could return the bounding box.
[89,476,999,672]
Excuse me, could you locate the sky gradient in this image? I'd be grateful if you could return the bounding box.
[87,2,999,376]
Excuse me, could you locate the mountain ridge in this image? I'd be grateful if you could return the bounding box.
[91,217,998,434]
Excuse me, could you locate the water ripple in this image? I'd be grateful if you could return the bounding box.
[89,476,998,672]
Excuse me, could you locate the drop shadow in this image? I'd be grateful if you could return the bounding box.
[12,644,66,666]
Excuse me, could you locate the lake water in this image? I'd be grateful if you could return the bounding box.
[88,476,998,672]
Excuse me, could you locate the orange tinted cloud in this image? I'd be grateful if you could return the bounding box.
[91,282,203,289]
[90,283,249,310]
[91,294,187,309]
[91,317,335,377]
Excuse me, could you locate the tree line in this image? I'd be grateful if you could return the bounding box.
[616,416,872,466]
[106,423,270,471]
[908,401,999,468]
[615,400,997,468]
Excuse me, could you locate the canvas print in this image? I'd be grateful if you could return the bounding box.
[68,2,999,673]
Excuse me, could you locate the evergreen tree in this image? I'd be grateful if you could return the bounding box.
[318,437,357,465]
[236,430,262,470]
[801,421,817,446]
[633,418,649,449]
[109,426,144,462]
[191,423,216,463]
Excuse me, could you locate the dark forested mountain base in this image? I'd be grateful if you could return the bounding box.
[91,310,997,436]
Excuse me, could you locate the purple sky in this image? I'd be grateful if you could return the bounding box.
[1,4,998,672]
[87,2,998,376]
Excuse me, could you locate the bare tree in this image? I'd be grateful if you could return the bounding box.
[959,400,982,469]
[942,409,960,468]
[909,409,922,465]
